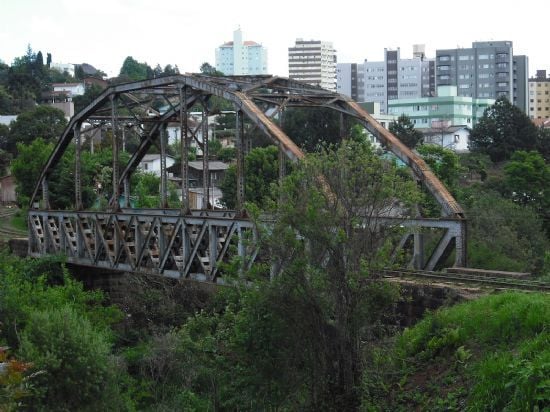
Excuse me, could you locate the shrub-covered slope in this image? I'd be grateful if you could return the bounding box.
[362,292,550,411]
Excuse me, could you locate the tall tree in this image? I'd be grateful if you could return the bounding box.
[6,105,67,154]
[389,114,423,148]
[118,56,152,81]
[469,96,539,162]
[11,138,53,205]
[163,64,179,76]
[35,51,44,72]
[199,62,224,76]
[263,139,419,408]
[153,64,163,78]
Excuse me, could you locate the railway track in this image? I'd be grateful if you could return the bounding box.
[381,269,550,293]
[0,207,26,239]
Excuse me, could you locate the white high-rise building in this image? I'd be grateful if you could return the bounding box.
[288,39,337,91]
[215,28,268,75]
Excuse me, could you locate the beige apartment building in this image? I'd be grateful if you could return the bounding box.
[529,70,550,120]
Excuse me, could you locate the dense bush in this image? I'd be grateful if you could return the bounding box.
[20,306,129,411]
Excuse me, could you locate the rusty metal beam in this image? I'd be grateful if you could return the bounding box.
[344,100,464,218]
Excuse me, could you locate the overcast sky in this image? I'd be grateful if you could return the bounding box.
[1,0,548,78]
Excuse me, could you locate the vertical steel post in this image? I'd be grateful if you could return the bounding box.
[74,123,82,210]
[160,126,168,208]
[42,178,50,209]
[202,105,209,209]
[180,85,189,213]
[123,178,130,208]
[413,231,424,269]
[111,95,119,210]
[121,125,126,152]
[454,220,467,267]
[236,110,245,211]
[339,112,346,139]
[278,109,286,185]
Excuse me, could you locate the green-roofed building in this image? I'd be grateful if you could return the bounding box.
[387,86,494,129]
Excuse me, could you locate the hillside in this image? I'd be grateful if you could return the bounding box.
[361,292,550,411]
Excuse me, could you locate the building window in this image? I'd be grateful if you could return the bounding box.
[454,134,460,143]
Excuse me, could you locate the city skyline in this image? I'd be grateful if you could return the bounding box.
[1,0,548,79]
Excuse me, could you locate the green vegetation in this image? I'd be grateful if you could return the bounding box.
[281,107,354,152]
[220,145,280,209]
[0,253,128,410]
[3,105,67,155]
[362,292,550,411]
[469,96,542,162]
[389,114,424,149]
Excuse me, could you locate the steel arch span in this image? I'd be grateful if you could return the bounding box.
[28,74,466,283]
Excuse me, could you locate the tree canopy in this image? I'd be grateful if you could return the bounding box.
[5,105,67,154]
[118,56,152,82]
[389,114,424,148]
[281,107,351,152]
[220,145,280,209]
[469,96,539,162]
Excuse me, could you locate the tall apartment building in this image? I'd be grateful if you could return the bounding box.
[435,41,528,112]
[529,69,550,119]
[388,85,494,129]
[215,28,268,75]
[288,39,337,91]
[337,45,435,114]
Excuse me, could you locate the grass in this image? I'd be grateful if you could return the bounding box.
[361,292,550,411]
[11,211,27,231]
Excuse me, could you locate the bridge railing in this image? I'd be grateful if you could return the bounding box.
[28,209,258,284]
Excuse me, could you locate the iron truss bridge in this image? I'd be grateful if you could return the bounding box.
[28,74,467,284]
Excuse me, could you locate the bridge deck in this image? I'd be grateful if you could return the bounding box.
[28,209,258,284]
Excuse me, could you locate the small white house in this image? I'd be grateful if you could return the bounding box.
[52,82,85,97]
[138,154,176,177]
[421,126,470,152]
